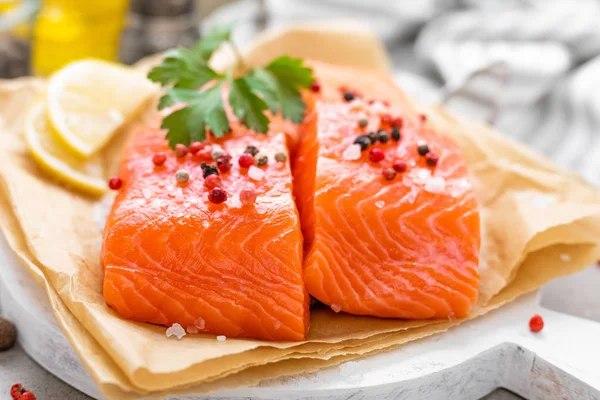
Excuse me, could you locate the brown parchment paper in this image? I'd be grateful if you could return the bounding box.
[1,21,600,399]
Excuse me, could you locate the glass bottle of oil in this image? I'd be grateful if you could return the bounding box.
[32,0,128,76]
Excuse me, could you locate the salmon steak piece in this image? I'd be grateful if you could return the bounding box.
[101,114,310,341]
[297,62,480,319]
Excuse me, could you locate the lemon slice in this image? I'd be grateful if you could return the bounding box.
[47,59,156,158]
[25,101,108,196]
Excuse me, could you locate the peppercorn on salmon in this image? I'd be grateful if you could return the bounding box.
[295,62,480,319]
[101,113,310,341]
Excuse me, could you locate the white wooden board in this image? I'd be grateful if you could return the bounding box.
[1,234,599,400]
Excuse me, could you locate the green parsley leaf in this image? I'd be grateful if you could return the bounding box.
[150,24,315,148]
[264,56,315,89]
[245,56,314,123]
[193,22,236,61]
[229,76,270,133]
[161,84,229,146]
[147,48,219,89]
[158,88,202,110]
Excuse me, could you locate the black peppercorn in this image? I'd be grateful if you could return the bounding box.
[200,162,219,178]
[391,127,401,141]
[367,131,378,144]
[353,135,372,151]
[377,130,389,144]
[417,143,430,156]
[244,145,259,156]
[426,152,439,166]
[343,92,355,102]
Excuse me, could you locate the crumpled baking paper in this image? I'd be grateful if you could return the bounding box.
[1,21,600,399]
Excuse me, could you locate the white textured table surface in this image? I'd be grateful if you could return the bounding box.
[0,345,522,400]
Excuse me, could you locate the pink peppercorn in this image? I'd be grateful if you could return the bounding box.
[239,188,257,205]
[420,113,427,122]
[380,114,392,125]
[208,187,227,204]
[310,82,321,93]
[369,148,385,162]
[391,116,403,128]
[426,152,439,167]
[10,383,24,399]
[529,314,544,332]
[204,175,222,190]
[382,168,396,181]
[393,160,407,173]
[108,177,122,190]
[197,145,212,160]
[175,144,188,157]
[152,152,166,166]
[189,142,203,155]
[216,154,232,173]
[238,153,255,168]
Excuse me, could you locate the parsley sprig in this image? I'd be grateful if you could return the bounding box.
[148,23,315,148]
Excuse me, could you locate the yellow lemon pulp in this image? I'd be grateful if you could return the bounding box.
[47,59,156,158]
[25,101,108,196]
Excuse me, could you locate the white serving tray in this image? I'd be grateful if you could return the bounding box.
[1,233,599,400]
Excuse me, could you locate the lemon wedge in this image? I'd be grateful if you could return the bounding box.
[25,102,108,196]
[47,59,156,158]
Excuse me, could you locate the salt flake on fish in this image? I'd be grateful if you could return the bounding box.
[186,325,199,334]
[194,317,205,330]
[342,144,361,161]
[248,166,265,181]
[166,323,186,339]
[425,177,446,194]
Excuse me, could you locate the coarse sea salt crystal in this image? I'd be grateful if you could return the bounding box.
[375,200,385,209]
[248,166,266,181]
[194,317,206,330]
[166,323,186,339]
[176,187,183,202]
[216,335,227,342]
[331,304,342,313]
[414,168,431,183]
[342,144,361,161]
[186,325,199,334]
[370,101,387,113]
[448,178,471,198]
[402,175,413,187]
[227,194,242,209]
[424,177,446,194]
[202,220,209,228]
[560,253,571,262]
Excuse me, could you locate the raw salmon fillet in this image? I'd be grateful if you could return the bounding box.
[296,62,480,319]
[101,113,309,341]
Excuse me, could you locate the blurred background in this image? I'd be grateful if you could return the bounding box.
[1,1,600,398]
[2,0,600,184]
